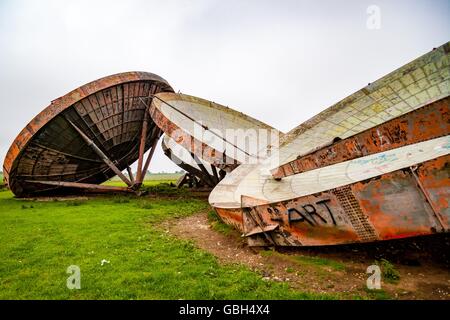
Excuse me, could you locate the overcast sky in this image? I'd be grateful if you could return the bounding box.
[0,0,448,173]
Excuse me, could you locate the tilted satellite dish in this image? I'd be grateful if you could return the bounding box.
[3,72,173,197]
[150,93,284,172]
[3,41,448,248]
[209,42,450,246]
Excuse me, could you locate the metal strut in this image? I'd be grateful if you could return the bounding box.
[25,180,132,193]
[67,119,133,186]
[136,98,151,185]
[141,128,162,180]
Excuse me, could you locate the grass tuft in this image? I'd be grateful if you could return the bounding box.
[378,259,400,283]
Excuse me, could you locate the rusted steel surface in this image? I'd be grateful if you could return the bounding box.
[415,156,449,227]
[271,96,450,179]
[210,42,450,246]
[278,42,450,154]
[215,207,245,232]
[214,154,449,247]
[210,43,450,212]
[213,134,450,246]
[4,72,173,197]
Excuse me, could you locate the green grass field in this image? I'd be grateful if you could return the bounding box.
[107,173,183,183]
[0,184,337,300]
[103,173,184,192]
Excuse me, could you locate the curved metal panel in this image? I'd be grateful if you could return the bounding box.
[4,72,173,196]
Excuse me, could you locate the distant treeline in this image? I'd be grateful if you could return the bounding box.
[148,170,185,175]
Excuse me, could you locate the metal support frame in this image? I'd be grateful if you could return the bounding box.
[190,151,216,187]
[210,164,219,183]
[138,127,162,185]
[161,141,215,188]
[25,180,132,193]
[136,106,150,185]
[59,99,165,194]
[127,167,135,184]
[130,98,162,188]
[67,120,133,186]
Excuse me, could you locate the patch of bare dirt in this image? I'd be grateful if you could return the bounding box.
[163,212,450,300]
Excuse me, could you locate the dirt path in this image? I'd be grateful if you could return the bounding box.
[163,212,450,300]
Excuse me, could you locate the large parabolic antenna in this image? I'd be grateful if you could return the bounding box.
[4,72,173,197]
[3,42,449,247]
[150,93,284,172]
[209,43,450,246]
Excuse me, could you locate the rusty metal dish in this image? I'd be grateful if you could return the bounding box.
[210,43,450,246]
[150,93,283,172]
[3,72,173,197]
[3,42,449,248]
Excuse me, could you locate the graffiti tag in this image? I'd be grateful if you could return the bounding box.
[286,199,336,226]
